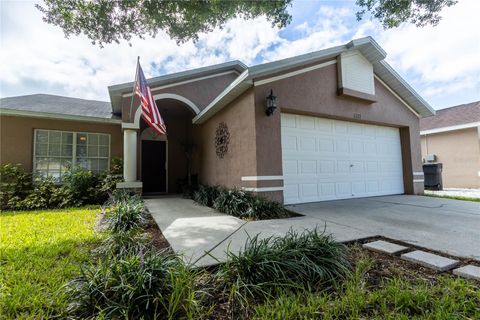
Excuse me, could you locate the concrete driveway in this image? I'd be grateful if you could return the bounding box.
[289,195,480,260]
[146,195,480,267]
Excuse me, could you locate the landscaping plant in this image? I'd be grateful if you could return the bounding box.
[193,185,293,220]
[217,228,351,305]
[102,192,146,233]
[193,184,220,207]
[94,228,151,258]
[65,249,204,319]
[0,163,32,210]
[253,257,480,319]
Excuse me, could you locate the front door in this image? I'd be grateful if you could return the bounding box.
[142,140,167,193]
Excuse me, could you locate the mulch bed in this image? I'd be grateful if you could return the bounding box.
[145,215,171,250]
[346,237,480,287]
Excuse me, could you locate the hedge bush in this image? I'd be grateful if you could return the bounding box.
[65,249,202,319]
[193,185,292,220]
[102,192,147,233]
[0,164,33,209]
[218,228,351,300]
[0,159,123,211]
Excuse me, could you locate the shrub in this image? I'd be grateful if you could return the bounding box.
[103,193,146,232]
[193,185,293,220]
[0,164,32,210]
[193,184,220,207]
[95,228,151,257]
[62,168,100,205]
[65,250,203,319]
[97,157,123,196]
[18,177,72,210]
[218,228,351,300]
[213,188,252,218]
[248,197,291,220]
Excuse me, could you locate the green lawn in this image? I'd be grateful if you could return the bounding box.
[423,193,480,202]
[0,207,103,319]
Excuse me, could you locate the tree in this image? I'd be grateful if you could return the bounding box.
[356,0,458,28]
[36,0,293,46]
[37,0,457,47]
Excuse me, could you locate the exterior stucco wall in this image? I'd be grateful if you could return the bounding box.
[195,89,257,188]
[421,128,480,188]
[0,115,122,171]
[121,72,239,122]
[253,63,424,197]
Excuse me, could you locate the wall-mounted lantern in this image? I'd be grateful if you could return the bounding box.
[265,90,277,116]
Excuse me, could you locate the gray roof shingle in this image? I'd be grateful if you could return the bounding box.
[420,101,480,131]
[0,94,118,120]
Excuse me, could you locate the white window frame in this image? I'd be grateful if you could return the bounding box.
[33,129,111,179]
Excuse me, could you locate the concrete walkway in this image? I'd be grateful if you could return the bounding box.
[146,195,480,267]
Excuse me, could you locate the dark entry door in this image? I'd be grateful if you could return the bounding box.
[142,140,167,193]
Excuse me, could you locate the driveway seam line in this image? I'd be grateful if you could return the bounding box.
[192,220,249,265]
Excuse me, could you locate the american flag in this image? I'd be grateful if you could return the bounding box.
[135,62,167,135]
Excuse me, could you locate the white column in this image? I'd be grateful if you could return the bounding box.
[123,129,137,182]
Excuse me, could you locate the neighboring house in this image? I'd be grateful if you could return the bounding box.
[420,101,480,189]
[0,37,434,204]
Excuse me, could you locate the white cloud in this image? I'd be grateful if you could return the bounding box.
[0,1,279,100]
[0,0,478,108]
[376,0,480,101]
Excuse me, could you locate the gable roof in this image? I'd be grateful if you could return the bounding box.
[420,101,480,132]
[193,37,435,124]
[108,60,247,114]
[0,94,120,123]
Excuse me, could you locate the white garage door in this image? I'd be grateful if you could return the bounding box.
[281,113,404,204]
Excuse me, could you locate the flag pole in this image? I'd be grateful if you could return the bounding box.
[128,56,140,122]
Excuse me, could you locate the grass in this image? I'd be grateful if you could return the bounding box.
[0,206,104,319]
[253,248,480,319]
[423,193,480,202]
[2,204,479,319]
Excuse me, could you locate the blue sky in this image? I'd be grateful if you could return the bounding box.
[1,0,479,110]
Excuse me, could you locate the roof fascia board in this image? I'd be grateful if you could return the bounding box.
[192,70,251,124]
[0,108,121,124]
[374,75,421,118]
[192,37,433,124]
[377,60,435,116]
[248,45,345,79]
[109,61,247,94]
[254,60,337,87]
[420,121,480,135]
[121,70,238,98]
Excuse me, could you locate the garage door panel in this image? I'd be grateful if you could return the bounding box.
[281,113,404,204]
[299,116,315,129]
[282,135,298,151]
[299,136,316,152]
[317,118,334,132]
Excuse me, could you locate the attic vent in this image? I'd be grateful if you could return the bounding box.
[337,50,376,102]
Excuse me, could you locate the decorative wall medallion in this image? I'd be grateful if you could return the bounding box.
[215,122,230,159]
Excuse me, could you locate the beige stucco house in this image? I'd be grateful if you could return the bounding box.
[420,101,480,189]
[0,37,435,204]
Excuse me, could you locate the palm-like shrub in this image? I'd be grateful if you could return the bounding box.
[103,193,146,232]
[65,250,202,319]
[219,228,351,298]
[193,184,220,207]
[95,229,151,257]
[193,185,293,220]
[213,188,252,218]
[249,197,292,220]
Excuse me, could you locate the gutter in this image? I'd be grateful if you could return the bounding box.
[0,108,122,125]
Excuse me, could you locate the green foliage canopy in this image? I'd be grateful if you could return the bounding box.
[36,0,293,46]
[356,0,457,28]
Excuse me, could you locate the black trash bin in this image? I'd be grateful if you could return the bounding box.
[423,163,443,190]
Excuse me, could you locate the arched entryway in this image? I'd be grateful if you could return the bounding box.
[139,97,196,194]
